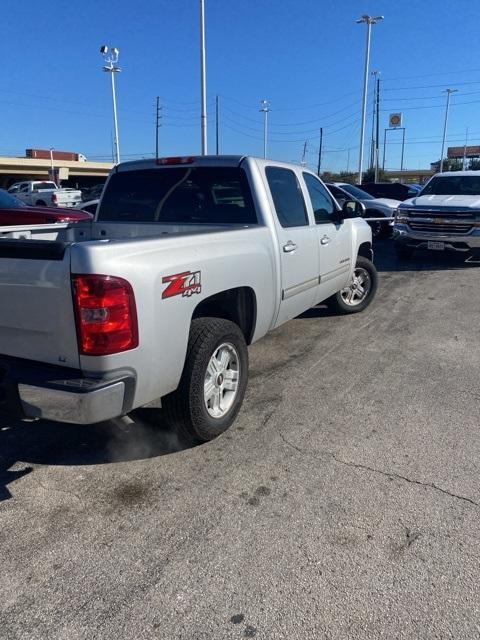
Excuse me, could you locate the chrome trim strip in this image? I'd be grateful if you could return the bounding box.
[320,263,350,284]
[282,276,319,300]
[404,216,479,226]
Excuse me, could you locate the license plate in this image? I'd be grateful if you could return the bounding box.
[428,241,445,251]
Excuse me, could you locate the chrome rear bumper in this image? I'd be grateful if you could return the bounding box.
[0,356,135,425]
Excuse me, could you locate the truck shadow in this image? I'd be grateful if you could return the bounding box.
[0,408,197,502]
[373,239,480,272]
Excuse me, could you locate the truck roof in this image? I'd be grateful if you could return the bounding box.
[117,155,246,172]
[115,155,313,173]
[435,170,480,177]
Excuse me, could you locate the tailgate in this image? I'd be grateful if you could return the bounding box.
[0,240,80,368]
[58,190,82,206]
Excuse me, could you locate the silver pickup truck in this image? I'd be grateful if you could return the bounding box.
[394,171,480,260]
[0,156,377,441]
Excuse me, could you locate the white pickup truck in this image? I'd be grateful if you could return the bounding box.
[7,180,82,208]
[0,156,377,441]
[394,171,480,259]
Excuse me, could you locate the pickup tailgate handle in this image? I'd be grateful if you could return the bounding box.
[321,235,331,245]
[283,241,297,253]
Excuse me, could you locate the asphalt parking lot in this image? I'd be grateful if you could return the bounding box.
[1,241,480,640]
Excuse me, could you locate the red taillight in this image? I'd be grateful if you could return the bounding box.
[51,193,58,204]
[72,275,138,356]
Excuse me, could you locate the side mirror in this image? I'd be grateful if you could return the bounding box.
[341,199,365,218]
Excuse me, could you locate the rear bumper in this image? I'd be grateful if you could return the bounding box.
[393,224,480,252]
[0,356,135,424]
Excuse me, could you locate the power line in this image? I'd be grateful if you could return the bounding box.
[381,68,480,82]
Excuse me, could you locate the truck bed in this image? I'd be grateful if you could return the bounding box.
[0,220,275,408]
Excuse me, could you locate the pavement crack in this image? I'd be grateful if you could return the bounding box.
[276,428,480,509]
[329,453,480,509]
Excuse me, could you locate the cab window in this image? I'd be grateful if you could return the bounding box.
[303,173,336,224]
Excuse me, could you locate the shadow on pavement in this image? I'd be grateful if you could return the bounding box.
[373,239,480,272]
[0,408,198,502]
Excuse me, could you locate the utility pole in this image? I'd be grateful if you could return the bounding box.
[259,99,271,159]
[346,147,351,173]
[301,141,307,166]
[200,0,208,155]
[440,88,457,172]
[462,126,469,170]
[356,15,383,184]
[155,96,162,159]
[216,95,219,155]
[100,45,121,164]
[49,147,54,181]
[317,128,323,175]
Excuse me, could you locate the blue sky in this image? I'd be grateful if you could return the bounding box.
[2,0,480,172]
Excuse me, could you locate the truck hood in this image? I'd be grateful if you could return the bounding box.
[370,197,401,210]
[405,194,480,209]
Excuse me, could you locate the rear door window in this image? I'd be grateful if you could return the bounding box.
[265,166,308,227]
[98,167,257,224]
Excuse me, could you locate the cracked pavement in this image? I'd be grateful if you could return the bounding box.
[1,241,480,639]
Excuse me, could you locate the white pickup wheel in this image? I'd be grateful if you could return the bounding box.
[326,256,378,314]
[163,317,248,442]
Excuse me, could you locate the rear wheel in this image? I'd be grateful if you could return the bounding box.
[163,317,248,442]
[36,200,47,206]
[327,256,378,314]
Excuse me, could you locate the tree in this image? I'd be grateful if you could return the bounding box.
[432,158,463,172]
[361,167,387,183]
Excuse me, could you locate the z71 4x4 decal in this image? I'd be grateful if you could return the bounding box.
[162,271,202,299]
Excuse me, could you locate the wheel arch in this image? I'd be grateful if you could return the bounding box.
[192,286,257,345]
[357,241,373,262]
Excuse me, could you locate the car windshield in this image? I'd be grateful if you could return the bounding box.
[0,189,26,208]
[421,176,480,196]
[340,184,375,200]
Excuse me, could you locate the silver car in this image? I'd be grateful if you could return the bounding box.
[327,182,401,239]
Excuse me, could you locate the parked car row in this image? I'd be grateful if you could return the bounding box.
[0,189,92,226]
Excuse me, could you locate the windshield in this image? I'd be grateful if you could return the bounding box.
[340,184,375,200]
[0,189,26,208]
[421,176,480,196]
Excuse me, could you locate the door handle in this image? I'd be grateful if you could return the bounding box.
[283,241,297,253]
[320,235,331,245]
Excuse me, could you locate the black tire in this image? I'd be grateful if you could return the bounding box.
[326,256,378,315]
[394,242,414,259]
[365,210,391,239]
[163,317,248,442]
[36,200,47,206]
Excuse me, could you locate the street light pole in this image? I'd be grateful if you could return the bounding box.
[49,147,54,181]
[200,0,208,155]
[356,15,383,185]
[439,88,457,173]
[100,46,121,164]
[260,99,271,159]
